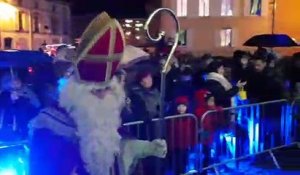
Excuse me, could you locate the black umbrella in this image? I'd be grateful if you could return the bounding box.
[243,34,298,48]
[0,50,53,68]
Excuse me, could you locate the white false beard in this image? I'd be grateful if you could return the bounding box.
[59,76,125,175]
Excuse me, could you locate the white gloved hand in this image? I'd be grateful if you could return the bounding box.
[149,139,167,158]
[120,139,168,175]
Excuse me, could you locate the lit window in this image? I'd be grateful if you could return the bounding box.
[125,24,132,28]
[125,31,131,36]
[125,19,133,23]
[221,0,233,16]
[18,11,25,31]
[178,30,187,46]
[135,23,143,27]
[220,28,232,47]
[250,0,262,16]
[199,0,209,16]
[177,0,187,17]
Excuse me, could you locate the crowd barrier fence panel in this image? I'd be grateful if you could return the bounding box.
[199,99,296,174]
[121,113,198,175]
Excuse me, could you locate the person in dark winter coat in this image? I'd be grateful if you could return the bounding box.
[289,53,300,98]
[231,50,252,83]
[194,90,224,175]
[28,83,88,175]
[129,72,160,139]
[0,74,40,141]
[129,72,165,175]
[167,96,196,175]
[246,55,285,103]
[246,55,285,148]
[205,60,246,108]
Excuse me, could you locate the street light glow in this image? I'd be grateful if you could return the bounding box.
[0,2,17,20]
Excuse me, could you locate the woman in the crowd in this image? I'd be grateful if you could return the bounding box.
[205,60,246,108]
[231,50,252,84]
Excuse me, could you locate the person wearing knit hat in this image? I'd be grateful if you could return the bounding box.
[194,89,225,175]
[175,95,189,114]
[167,96,196,175]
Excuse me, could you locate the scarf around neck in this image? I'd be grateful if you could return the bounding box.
[206,72,232,91]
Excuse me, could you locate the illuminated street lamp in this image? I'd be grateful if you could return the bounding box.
[0,1,18,49]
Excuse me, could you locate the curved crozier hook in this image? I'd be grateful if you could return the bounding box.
[144,8,180,74]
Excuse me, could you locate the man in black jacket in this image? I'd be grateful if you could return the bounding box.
[246,56,284,103]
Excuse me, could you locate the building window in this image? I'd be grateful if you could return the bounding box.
[51,16,59,34]
[18,11,25,31]
[221,0,233,16]
[33,14,39,32]
[220,28,232,47]
[199,0,209,16]
[176,0,187,17]
[250,0,262,16]
[4,37,13,49]
[165,30,187,46]
[178,30,187,46]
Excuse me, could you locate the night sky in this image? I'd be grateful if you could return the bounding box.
[67,0,148,18]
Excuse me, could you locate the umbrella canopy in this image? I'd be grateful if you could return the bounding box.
[120,45,150,68]
[0,50,53,68]
[243,34,298,48]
